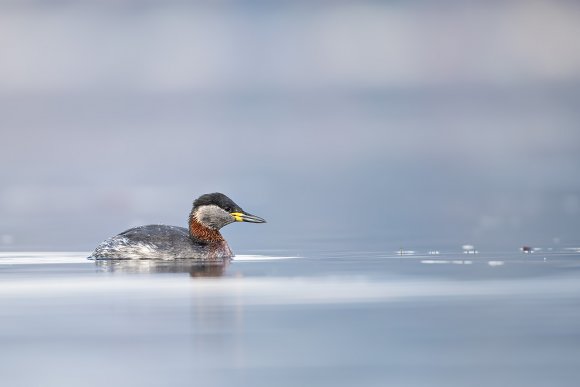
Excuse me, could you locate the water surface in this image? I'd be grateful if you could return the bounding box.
[1,250,579,387]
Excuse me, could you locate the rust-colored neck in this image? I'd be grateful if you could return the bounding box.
[188,214,224,243]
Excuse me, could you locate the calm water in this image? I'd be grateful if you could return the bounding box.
[1,250,580,387]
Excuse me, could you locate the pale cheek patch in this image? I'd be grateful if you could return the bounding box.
[194,205,233,230]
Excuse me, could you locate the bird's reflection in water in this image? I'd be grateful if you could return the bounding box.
[94,258,231,277]
[93,257,243,360]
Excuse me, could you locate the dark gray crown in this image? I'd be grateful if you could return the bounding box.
[193,193,242,213]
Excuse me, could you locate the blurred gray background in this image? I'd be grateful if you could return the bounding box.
[1,0,579,252]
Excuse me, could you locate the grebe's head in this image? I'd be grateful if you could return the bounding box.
[190,192,266,230]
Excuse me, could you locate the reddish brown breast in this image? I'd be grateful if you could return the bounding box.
[188,217,225,243]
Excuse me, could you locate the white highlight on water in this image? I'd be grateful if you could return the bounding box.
[0,252,299,265]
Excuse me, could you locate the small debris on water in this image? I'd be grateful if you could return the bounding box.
[462,244,478,254]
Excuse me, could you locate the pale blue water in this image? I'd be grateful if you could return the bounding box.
[1,250,580,387]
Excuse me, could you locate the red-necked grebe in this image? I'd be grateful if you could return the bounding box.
[89,192,266,260]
